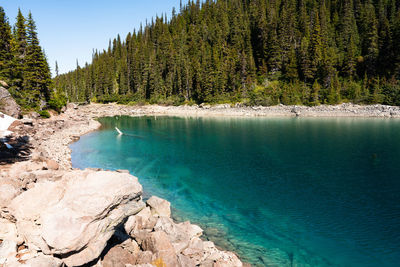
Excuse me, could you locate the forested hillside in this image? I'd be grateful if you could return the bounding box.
[0,7,57,111]
[56,0,400,106]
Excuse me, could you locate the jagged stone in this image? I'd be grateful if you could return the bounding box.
[0,86,21,118]
[146,196,171,217]
[135,251,154,265]
[142,231,178,267]
[124,207,152,236]
[102,246,138,267]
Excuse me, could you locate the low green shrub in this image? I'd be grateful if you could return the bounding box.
[38,110,50,118]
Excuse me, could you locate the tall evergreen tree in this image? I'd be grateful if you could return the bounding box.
[55,60,59,76]
[0,7,12,81]
[22,12,52,107]
[11,8,28,89]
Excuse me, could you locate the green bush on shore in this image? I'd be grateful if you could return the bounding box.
[38,110,50,118]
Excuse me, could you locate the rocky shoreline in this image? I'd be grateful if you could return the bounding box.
[79,102,400,118]
[1,102,400,267]
[0,104,246,267]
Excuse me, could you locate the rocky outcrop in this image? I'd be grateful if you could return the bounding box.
[1,136,243,267]
[0,86,21,119]
[7,169,144,266]
[0,166,243,266]
[102,245,139,267]
[117,197,243,267]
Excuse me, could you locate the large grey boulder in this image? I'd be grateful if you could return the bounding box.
[0,86,21,118]
[9,169,145,266]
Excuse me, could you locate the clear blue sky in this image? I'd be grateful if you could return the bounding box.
[2,0,189,75]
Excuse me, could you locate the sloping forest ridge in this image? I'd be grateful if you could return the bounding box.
[54,0,400,106]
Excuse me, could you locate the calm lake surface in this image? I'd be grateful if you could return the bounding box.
[70,116,400,266]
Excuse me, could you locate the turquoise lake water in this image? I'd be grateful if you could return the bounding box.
[70,116,400,266]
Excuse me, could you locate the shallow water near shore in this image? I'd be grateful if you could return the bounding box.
[71,116,400,266]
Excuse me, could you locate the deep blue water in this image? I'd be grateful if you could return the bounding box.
[70,116,400,266]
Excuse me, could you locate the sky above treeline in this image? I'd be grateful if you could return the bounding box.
[2,0,189,76]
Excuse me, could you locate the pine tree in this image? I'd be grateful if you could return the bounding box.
[327,72,341,104]
[340,0,360,79]
[299,37,313,82]
[393,10,400,78]
[343,35,357,78]
[11,8,28,90]
[310,11,323,80]
[362,1,379,76]
[0,7,12,81]
[286,48,299,81]
[310,80,321,105]
[55,60,59,76]
[22,12,52,108]
[14,9,27,57]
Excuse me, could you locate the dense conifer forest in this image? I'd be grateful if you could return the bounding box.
[55,0,400,106]
[0,7,56,112]
[2,1,400,108]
